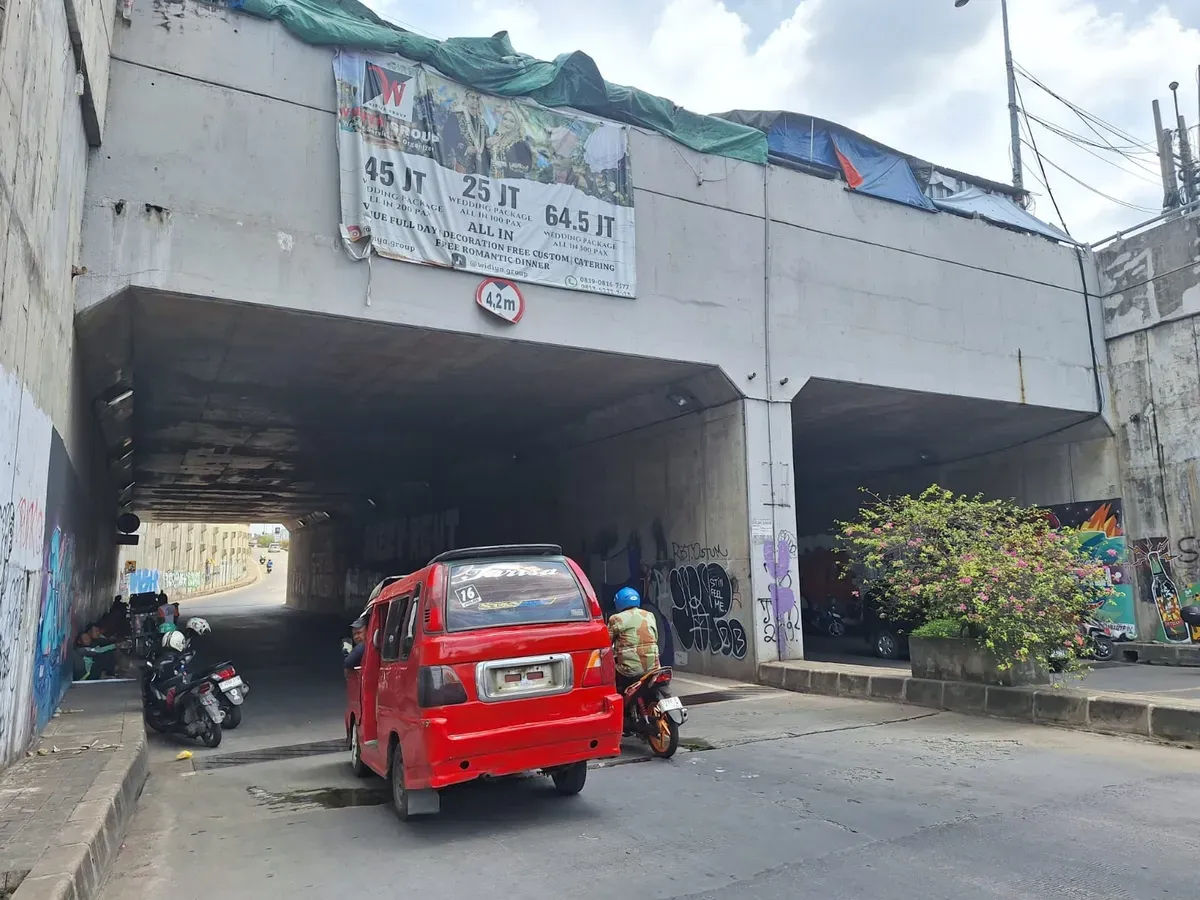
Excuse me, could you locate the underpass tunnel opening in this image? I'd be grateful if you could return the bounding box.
[789,378,1109,662]
[77,289,757,680]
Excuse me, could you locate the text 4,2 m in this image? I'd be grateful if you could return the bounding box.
[544,206,615,239]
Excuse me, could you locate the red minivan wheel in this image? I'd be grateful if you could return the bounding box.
[349,720,368,778]
[390,742,411,821]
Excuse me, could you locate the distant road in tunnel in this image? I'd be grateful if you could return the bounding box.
[176,551,352,754]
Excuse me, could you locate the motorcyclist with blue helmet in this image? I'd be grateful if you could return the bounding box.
[607,587,660,693]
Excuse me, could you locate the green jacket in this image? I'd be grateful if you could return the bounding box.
[607,608,660,677]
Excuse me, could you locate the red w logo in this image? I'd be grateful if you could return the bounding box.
[365,63,411,108]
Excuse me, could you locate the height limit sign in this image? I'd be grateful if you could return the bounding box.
[475,277,525,325]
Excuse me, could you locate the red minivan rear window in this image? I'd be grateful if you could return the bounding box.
[445,559,590,632]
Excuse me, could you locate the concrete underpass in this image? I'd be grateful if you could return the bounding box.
[77,287,759,681]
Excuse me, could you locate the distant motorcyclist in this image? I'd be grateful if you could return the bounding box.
[266,559,274,574]
[607,587,660,693]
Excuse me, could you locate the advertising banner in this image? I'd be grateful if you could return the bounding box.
[334,51,636,298]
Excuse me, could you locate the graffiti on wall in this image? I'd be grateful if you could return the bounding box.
[363,509,460,565]
[760,530,800,647]
[0,368,54,765]
[584,520,749,663]
[669,563,746,659]
[122,568,209,594]
[1132,539,1198,643]
[1043,499,1138,640]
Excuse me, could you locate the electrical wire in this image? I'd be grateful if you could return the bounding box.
[1023,114,1161,185]
[1015,80,1070,234]
[1014,61,1155,152]
[1019,140,1159,213]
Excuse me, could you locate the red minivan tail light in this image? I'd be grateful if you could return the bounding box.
[418,666,467,707]
[581,648,615,688]
[424,568,446,633]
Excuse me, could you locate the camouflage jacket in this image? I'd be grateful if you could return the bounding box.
[608,607,660,677]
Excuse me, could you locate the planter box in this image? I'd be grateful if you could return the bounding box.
[909,636,1049,687]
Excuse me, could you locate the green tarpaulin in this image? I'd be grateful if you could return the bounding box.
[229,0,768,165]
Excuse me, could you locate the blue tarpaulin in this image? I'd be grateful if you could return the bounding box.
[934,187,1073,242]
[828,132,936,212]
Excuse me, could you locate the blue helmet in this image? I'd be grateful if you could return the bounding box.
[613,587,641,612]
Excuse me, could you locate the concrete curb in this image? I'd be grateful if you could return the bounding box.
[759,661,1200,748]
[12,717,149,900]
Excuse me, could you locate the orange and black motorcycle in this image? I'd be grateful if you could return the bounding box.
[621,667,688,759]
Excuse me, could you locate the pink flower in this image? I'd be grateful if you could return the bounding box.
[873,528,882,535]
[1016,559,1028,568]
[851,590,860,598]
[978,593,989,602]
[1106,549,1118,558]
[958,604,968,612]
[884,522,894,529]
[910,586,920,595]
[959,576,973,585]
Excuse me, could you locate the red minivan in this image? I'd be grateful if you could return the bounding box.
[344,544,623,819]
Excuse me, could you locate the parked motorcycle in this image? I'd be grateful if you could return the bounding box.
[1083,617,1116,662]
[140,648,223,747]
[177,619,249,729]
[802,602,846,638]
[621,667,688,759]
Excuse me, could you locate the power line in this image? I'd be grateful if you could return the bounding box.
[1020,138,1160,214]
[1015,79,1070,234]
[1024,113,1162,185]
[1013,61,1156,152]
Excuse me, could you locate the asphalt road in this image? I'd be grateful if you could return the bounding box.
[99,565,1200,900]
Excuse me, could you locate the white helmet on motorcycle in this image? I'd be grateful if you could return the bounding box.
[162,630,186,652]
[185,617,211,636]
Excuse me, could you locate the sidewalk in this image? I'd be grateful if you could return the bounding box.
[0,682,147,900]
[759,658,1200,747]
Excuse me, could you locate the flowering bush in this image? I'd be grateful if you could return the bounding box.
[838,486,1112,671]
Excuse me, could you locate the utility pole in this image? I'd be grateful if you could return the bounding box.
[1170,81,1197,204]
[954,0,1023,193]
[1153,99,1181,209]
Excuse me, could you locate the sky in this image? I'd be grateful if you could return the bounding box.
[364,0,1200,241]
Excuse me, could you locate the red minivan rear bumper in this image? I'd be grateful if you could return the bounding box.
[414,696,623,790]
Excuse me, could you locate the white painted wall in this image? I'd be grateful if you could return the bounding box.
[0,0,116,765]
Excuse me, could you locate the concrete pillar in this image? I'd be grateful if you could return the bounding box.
[743,397,803,662]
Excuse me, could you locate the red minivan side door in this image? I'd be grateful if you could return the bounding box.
[358,600,389,761]
[376,590,413,755]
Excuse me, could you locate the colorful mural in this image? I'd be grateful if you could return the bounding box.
[1043,499,1137,640]
[1133,539,1198,643]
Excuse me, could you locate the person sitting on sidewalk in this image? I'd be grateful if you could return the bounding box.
[73,628,118,681]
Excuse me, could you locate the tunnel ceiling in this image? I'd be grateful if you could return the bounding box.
[792,378,1101,478]
[77,290,725,522]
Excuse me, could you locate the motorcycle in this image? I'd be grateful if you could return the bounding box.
[1083,617,1116,662]
[266,562,273,575]
[259,556,266,565]
[203,661,248,729]
[140,648,223,747]
[802,602,846,638]
[621,667,688,759]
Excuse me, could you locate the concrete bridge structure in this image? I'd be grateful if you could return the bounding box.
[4,0,1152,762]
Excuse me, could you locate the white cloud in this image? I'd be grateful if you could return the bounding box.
[369,0,1200,240]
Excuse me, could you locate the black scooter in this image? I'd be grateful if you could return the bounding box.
[141,648,223,747]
